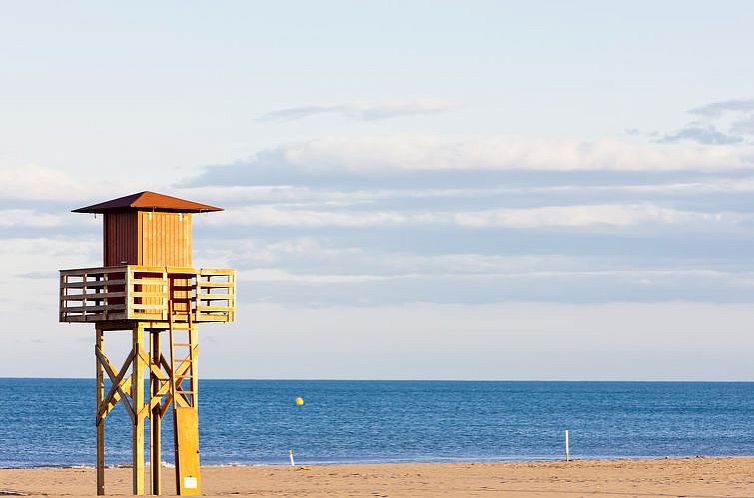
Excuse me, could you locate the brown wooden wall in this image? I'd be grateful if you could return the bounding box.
[138,211,192,266]
[103,211,192,266]
[103,212,139,266]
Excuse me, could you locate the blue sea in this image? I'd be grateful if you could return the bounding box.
[2,379,754,468]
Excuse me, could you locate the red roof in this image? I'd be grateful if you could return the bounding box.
[73,191,223,214]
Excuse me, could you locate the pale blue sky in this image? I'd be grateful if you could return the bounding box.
[2,2,754,379]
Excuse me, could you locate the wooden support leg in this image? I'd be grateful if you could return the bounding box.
[150,330,162,495]
[133,324,146,495]
[96,326,105,496]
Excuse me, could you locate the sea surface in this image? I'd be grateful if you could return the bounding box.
[2,379,754,467]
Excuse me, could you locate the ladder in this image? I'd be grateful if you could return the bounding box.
[168,299,196,409]
[168,297,201,495]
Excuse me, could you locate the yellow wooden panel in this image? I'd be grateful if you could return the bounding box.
[174,406,201,495]
[139,212,192,267]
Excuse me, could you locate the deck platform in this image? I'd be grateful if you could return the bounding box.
[59,265,235,323]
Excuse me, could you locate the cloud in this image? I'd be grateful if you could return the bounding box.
[256,100,452,122]
[675,99,754,143]
[732,114,754,135]
[0,165,151,204]
[197,202,742,230]
[238,268,393,284]
[0,209,73,228]
[657,124,743,145]
[285,136,754,172]
[690,99,754,118]
[0,166,87,202]
[174,176,754,209]
[453,203,741,229]
[191,136,754,183]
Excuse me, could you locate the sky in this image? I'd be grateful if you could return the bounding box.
[2,1,754,379]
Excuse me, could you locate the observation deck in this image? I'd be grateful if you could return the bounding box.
[59,265,235,323]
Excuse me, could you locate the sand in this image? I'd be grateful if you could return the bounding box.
[2,457,754,497]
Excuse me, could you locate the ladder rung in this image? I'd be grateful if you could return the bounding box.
[176,390,195,394]
[175,374,193,379]
[173,343,192,346]
[173,359,193,363]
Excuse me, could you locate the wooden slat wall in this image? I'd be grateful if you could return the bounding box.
[139,212,192,266]
[104,212,138,266]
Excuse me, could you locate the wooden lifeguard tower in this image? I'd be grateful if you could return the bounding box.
[59,191,236,496]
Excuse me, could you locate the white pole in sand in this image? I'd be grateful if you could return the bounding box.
[289,450,295,467]
[565,430,570,462]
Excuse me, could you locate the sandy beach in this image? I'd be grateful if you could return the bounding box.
[2,457,753,497]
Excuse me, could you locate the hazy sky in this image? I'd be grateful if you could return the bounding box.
[3,2,754,379]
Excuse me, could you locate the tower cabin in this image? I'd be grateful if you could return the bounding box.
[59,191,235,497]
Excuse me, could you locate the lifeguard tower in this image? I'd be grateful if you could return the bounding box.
[59,191,236,496]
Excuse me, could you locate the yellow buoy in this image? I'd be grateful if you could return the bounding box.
[295,397,304,406]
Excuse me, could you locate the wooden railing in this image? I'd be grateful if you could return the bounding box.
[59,265,235,323]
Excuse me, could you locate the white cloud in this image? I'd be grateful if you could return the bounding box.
[273,135,754,172]
[453,203,742,228]
[198,203,742,230]
[199,206,439,228]
[0,165,88,201]
[176,177,754,207]
[0,165,153,204]
[690,99,754,118]
[255,100,453,122]
[237,267,754,287]
[0,209,73,228]
[238,268,394,284]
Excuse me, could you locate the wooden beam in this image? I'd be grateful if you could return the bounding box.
[150,330,162,495]
[132,323,146,495]
[96,326,105,496]
[97,374,132,424]
[96,348,136,423]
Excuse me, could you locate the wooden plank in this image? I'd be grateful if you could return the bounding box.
[60,266,129,275]
[131,278,168,284]
[131,304,167,311]
[174,407,201,495]
[96,348,136,422]
[95,327,105,496]
[199,269,235,275]
[64,305,126,313]
[98,374,132,424]
[132,323,145,496]
[61,312,130,323]
[196,305,232,312]
[131,291,168,299]
[150,330,162,496]
[98,375,132,422]
[62,292,128,300]
[195,315,232,322]
[196,293,231,300]
[63,279,126,288]
[195,281,233,288]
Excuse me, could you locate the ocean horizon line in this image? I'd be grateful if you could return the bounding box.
[2,376,754,383]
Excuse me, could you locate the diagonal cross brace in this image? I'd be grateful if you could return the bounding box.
[96,348,136,423]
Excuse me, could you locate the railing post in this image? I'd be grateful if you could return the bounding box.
[194,271,201,322]
[163,269,169,321]
[59,273,66,322]
[126,266,132,321]
[82,272,88,320]
[103,271,109,321]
